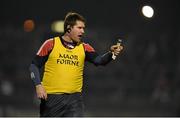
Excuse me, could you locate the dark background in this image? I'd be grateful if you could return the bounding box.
[0,0,180,116]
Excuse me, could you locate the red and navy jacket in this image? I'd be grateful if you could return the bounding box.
[29,36,113,85]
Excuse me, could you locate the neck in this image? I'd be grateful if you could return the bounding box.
[62,33,73,43]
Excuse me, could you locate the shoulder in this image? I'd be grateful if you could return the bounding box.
[36,38,54,56]
[83,42,95,52]
[42,38,54,46]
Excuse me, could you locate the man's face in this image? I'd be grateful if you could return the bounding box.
[69,20,85,43]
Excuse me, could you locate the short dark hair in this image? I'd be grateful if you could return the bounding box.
[64,12,86,32]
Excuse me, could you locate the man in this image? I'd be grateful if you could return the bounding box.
[29,12,123,117]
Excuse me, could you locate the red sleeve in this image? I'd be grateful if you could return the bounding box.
[83,43,95,53]
[36,38,54,56]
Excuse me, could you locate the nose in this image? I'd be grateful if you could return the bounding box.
[81,28,85,34]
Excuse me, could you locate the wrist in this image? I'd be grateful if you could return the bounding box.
[36,84,42,88]
[108,50,113,55]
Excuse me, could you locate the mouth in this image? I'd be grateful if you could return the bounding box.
[78,35,82,38]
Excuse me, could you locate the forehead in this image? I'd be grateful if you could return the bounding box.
[74,20,85,27]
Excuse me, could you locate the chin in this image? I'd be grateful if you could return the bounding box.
[75,39,81,43]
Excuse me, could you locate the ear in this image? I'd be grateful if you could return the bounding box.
[67,25,70,29]
[67,25,71,33]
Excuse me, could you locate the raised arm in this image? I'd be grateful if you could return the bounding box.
[83,43,123,66]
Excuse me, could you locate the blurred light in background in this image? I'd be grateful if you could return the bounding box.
[1,80,14,96]
[23,19,35,32]
[51,20,64,33]
[142,5,154,18]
